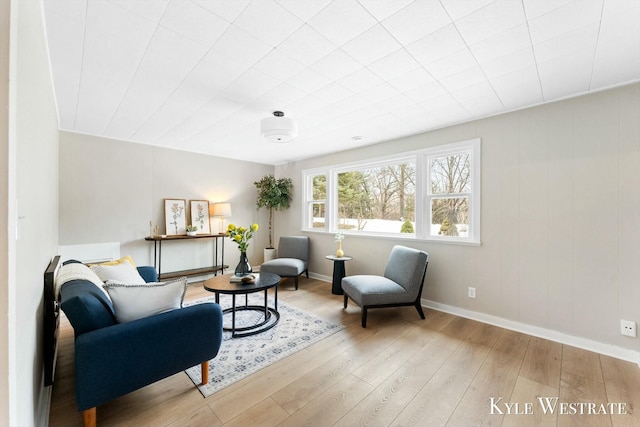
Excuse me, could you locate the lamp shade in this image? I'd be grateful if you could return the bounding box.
[260,111,297,143]
[211,203,232,218]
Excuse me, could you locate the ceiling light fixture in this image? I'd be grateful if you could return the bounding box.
[260,111,297,143]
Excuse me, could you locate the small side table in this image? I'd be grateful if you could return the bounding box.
[325,255,353,295]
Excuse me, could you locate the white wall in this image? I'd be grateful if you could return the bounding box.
[1,0,60,426]
[276,83,640,360]
[0,0,12,423]
[58,131,274,272]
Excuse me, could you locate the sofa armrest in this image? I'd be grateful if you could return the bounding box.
[74,302,222,411]
[137,266,158,283]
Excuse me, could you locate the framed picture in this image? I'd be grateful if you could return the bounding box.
[190,200,211,234]
[164,199,187,235]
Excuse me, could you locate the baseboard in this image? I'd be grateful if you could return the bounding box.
[308,272,331,283]
[37,382,52,427]
[422,299,640,367]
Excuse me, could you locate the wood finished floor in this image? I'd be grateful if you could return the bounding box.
[49,277,640,427]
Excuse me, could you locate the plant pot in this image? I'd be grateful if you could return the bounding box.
[235,252,252,277]
[264,248,277,262]
[186,231,197,236]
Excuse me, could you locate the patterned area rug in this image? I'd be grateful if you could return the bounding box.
[184,295,344,397]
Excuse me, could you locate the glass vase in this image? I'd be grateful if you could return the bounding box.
[235,252,252,276]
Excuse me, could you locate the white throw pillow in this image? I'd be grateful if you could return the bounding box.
[103,277,187,323]
[91,262,146,284]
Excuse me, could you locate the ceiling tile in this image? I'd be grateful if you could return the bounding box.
[311,82,354,104]
[105,27,209,138]
[210,24,273,68]
[599,1,640,43]
[522,0,576,20]
[591,37,640,89]
[424,48,479,80]
[469,23,532,64]
[439,65,487,92]
[308,0,377,46]
[160,0,230,47]
[233,0,303,46]
[454,0,527,45]
[533,22,599,63]
[406,24,466,66]
[357,0,414,21]
[277,24,337,66]
[275,0,333,21]
[420,94,471,123]
[382,0,452,45]
[538,51,594,100]
[368,49,421,81]
[480,47,537,80]
[252,48,307,81]
[191,0,251,22]
[386,67,436,93]
[286,68,332,93]
[338,68,386,94]
[341,24,402,65]
[491,67,543,109]
[440,0,497,20]
[310,48,363,81]
[403,81,449,103]
[528,0,603,45]
[109,0,170,22]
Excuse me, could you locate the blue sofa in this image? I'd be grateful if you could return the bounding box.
[59,265,223,427]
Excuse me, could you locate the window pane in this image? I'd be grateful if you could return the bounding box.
[312,175,326,200]
[430,152,471,195]
[431,197,469,237]
[311,203,325,229]
[337,163,415,233]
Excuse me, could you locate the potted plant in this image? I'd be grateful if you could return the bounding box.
[186,224,198,236]
[254,174,293,262]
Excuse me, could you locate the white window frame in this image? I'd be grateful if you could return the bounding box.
[301,138,481,245]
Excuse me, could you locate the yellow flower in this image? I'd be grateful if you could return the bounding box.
[234,234,242,242]
[239,227,247,233]
[250,223,259,231]
[227,223,235,231]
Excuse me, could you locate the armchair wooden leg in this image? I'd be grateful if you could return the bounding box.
[343,294,348,309]
[415,301,426,320]
[294,276,298,290]
[82,407,96,427]
[361,308,367,328]
[201,361,209,385]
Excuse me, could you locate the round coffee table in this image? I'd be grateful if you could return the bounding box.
[203,272,281,338]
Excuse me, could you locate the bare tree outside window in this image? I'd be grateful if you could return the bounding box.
[430,152,471,236]
[337,162,415,233]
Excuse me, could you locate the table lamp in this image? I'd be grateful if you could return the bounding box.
[211,202,232,233]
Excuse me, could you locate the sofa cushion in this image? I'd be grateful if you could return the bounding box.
[91,261,146,284]
[103,277,187,323]
[60,280,116,335]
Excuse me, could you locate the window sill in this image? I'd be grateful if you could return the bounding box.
[301,229,481,246]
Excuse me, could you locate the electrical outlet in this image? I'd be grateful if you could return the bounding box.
[620,320,637,337]
[468,287,476,299]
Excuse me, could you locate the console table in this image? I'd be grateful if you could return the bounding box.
[145,234,228,280]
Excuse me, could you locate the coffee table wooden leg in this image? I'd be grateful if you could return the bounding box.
[201,361,209,385]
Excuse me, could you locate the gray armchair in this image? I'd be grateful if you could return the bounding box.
[260,236,310,290]
[342,245,429,327]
